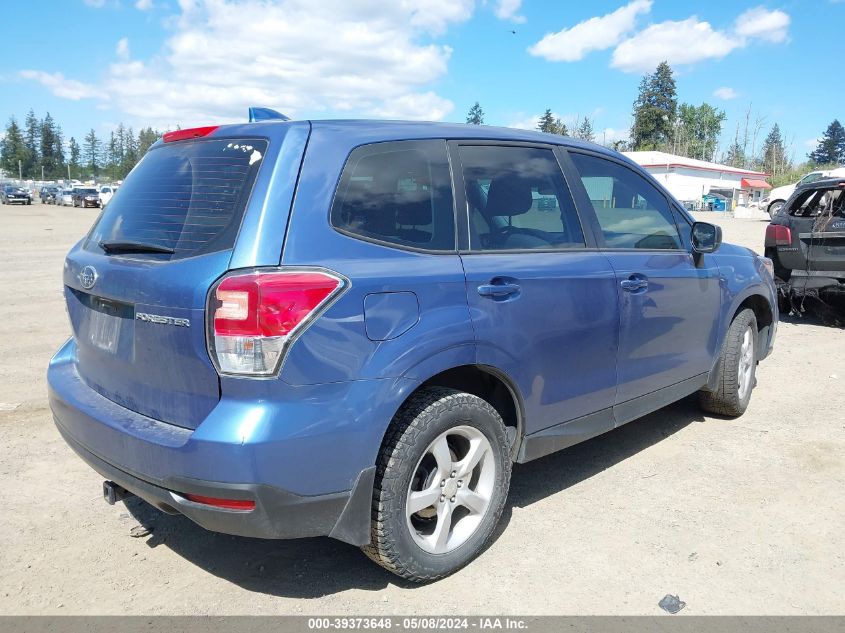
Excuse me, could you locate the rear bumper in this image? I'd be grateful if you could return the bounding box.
[56,422,373,543]
[46,338,403,545]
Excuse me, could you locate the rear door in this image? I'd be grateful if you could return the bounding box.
[63,132,290,429]
[564,150,722,406]
[452,142,619,435]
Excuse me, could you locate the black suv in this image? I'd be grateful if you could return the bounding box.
[765,177,845,317]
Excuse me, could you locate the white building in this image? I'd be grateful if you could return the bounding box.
[623,151,770,208]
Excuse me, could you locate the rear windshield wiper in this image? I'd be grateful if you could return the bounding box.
[99,240,175,255]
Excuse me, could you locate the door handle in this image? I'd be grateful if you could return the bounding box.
[620,276,648,292]
[477,282,521,298]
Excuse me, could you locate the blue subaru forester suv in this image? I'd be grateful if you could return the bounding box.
[49,117,777,582]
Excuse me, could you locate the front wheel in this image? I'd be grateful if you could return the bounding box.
[362,387,511,582]
[699,309,758,417]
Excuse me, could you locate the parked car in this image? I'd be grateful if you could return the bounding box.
[1,185,32,205]
[49,118,778,582]
[762,168,845,217]
[765,177,845,316]
[41,186,60,204]
[58,189,74,206]
[72,187,100,208]
[98,185,118,207]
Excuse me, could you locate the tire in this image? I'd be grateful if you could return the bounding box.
[362,387,512,582]
[768,200,784,217]
[699,309,758,417]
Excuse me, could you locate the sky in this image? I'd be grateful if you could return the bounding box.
[1,0,841,161]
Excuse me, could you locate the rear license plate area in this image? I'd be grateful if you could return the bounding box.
[77,294,134,354]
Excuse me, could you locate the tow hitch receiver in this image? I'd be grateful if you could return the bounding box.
[102,480,134,505]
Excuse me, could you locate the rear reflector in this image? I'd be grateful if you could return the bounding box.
[208,268,347,376]
[184,493,255,511]
[766,224,792,246]
[163,126,219,143]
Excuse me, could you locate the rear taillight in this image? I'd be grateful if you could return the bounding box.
[766,224,792,246]
[207,269,347,376]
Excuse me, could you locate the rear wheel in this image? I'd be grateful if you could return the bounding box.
[362,387,511,582]
[699,309,758,417]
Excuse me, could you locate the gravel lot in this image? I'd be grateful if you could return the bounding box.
[1,203,843,615]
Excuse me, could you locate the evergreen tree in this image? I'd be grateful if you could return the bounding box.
[54,124,66,173]
[631,61,677,150]
[115,123,126,166]
[122,127,139,177]
[575,117,595,142]
[466,102,484,125]
[39,113,63,179]
[68,137,81,179]
[537,110,568,135]
[553,117,568,136]
[23,109,40,178]
[761,123,787,178]
[106,132,119,180]
[0,117,29,179]
[537,109,557,133]
[83,128,102,176]
[137,127,160,156]
[809,119,845,165]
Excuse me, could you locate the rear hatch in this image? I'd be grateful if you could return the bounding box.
[783,183,845,275]
[63,134,270,429]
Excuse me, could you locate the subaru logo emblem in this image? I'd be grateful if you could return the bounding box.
[79,266,98,290]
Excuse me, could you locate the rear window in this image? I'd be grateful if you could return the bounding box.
[86,138,267,259]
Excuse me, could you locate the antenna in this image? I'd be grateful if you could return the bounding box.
[248,107,291,122]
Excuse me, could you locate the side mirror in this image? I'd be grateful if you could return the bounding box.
[691,222,722,254]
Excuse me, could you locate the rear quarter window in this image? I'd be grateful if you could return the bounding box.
[86,138,267,259]
[330,140,455,251]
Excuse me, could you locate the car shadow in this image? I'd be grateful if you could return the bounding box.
[124,395,705,596]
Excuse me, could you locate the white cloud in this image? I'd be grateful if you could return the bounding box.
[135,0,154,9]
[611,7,791,73]
[18,70,99,100]
[734,6,790,43]
[507,113,544,130]
[529,0,652,62]
[612,17,739,72]
[494,0,525,24]
[83,0,106,6]
[22,0,475,126]
[115,38,130,60]
[714,86,738,100]
[370,92,454,120]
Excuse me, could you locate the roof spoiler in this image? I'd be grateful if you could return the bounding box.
[248,107,291,123]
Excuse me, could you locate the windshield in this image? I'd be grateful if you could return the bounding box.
[86,137,267,259]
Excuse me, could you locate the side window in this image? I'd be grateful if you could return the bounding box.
[458,145,585,251]
[330,140,455,251]
[570,152,682,250]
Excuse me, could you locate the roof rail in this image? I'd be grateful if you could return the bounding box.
[248,107,291,123]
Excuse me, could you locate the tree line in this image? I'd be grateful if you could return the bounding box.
[0,109,162,182]
[466,61,845,187]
